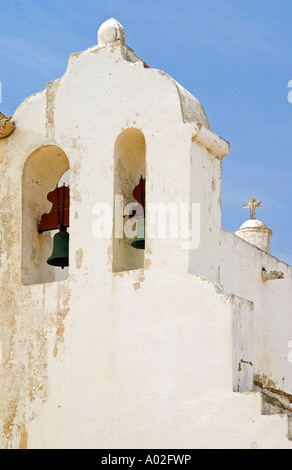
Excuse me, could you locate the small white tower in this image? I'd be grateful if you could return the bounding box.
[235,196,272,252]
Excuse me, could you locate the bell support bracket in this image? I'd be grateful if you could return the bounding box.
[130,176,146,250]
[38,185,70,233]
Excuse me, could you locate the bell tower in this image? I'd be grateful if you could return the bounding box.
[1,18,292,450]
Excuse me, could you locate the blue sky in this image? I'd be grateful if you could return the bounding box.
[1,0,291,265]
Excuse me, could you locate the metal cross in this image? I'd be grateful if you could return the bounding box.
[243,196,262,220]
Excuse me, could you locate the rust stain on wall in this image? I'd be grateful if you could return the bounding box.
[46,79,60,140]
[133,274,145,291]
[3,399,18,446]
[19,426,28,449]
[238,359,253,371]
[75,248,83,270]
[144,258,151,269]
[71,161,82,202]
[107,244,113,266]
[254,374,292,403]
[53,285,71,358]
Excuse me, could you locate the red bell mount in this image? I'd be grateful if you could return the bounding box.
[132,176,145,217]
[38,184,70,233]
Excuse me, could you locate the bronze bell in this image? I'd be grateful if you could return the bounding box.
[131,217,145,250]
[47,227,69,269]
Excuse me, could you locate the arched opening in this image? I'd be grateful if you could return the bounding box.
[113,128,146,272]
[22,145,70,285]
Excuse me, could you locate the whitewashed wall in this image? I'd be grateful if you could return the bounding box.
[220,228,292,395]
[0,19,291,449]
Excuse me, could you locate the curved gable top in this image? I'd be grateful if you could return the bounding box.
[11,18,229,159]
[60,18,210,129]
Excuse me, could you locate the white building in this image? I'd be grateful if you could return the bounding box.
[0,18,291,449]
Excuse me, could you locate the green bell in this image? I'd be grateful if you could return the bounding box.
[131,217,145,250]
[47,227,69,269]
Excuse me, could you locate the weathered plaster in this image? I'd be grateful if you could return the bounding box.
[0,113,15,139]
[0,18,291,449]
[220,228,292,399]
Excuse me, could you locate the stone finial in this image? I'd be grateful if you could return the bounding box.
[0,112,15,138]
[98,18,125,46]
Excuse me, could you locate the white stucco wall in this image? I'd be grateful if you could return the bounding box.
[0,19,291,449]
[220,228,292,396]
[190,140,222,283]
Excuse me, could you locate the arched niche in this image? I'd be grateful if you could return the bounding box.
[113,128,146,272]
[22,145,70,285]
